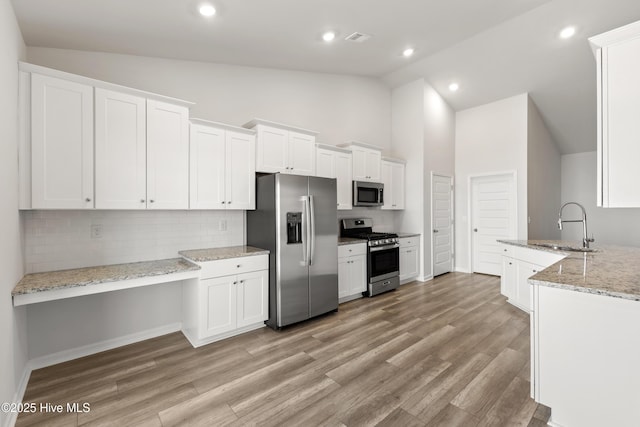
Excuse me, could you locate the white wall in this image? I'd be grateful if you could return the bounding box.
[26,47,392,151]
[527,97,561,240]
[455,94,528,272]
[27,283,182,361]
[561,151,640,246]
[393,79,427,277]
[0,2,26,426]
[392,79,455,280]
[23,210,244,273]
[423,84,456,278]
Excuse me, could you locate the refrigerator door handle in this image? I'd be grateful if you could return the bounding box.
[301,196,309,266]
[309,195,316,266]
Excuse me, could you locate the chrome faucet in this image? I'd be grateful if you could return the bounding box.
[557,202,594,248]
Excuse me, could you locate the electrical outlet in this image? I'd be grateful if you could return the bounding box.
[91,224,103,239]
[219,220,227,231]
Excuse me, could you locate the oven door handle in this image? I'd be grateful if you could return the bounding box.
[370,243,400,252]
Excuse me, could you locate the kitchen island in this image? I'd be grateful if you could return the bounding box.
[500,240,640,427]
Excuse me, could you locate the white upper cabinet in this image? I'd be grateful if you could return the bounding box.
[341,142,381,182]
[95,89,147,209]
[190,120,256,210]
[190,124,226,209]
[30,73,94,209]
[146,100,190,210]
[381,159,405,210]
[20,63,195,211]
[316,144,352,210]
[245,119,317,176]
[225,130,256,210]
[590,21,640,207]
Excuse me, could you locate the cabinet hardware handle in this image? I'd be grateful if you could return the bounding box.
[473,228,478,232]
[240,280,244,283]
[150,200,155,203]
[228,201,231,204]
[85,198,91,202]
[504,249,507,251]
[140,199,145,203]
[237,265,240,268]
[222,201,226,204]
[509,262,512,265]
[233,281,237,284]
[533,270,537,273]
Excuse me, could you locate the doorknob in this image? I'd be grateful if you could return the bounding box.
[473,228,478,232]
[433,229,439,233]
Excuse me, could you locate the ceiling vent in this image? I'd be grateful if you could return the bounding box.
[345,32,371,42]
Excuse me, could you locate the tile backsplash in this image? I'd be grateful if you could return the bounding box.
[337,208,397,232]
[23,210,244,273]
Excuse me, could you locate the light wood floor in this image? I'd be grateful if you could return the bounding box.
[17,273,551,426]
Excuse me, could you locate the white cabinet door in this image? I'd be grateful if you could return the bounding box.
[351,146,381,182]
[350,254,367,294]
[95,89,147,209]
[381,161,405,210]
[256,125,288,173]
[316,148,335,178]
[400,245,419,282]
[351,147,368,181]
[381,161,393,210]
[288,131,315,176]
[601,37,640,207]
[335,151,352,210]
[515,260,541,311]
[391,163,405,209]
[201,276,237,338]
[338,257,350,299]
[501,256,516,300]
[366,150,381,181]
[146,100,189,209]
[189,124,226,209]
[31,74,94,209]
[226,131,255,210]
[236,270,268,328]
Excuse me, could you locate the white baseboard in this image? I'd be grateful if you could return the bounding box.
[418,275,433,282]
[454,267,471,273]
[28,322,182,371]
[183,322,265,348]
[3,365,32,427]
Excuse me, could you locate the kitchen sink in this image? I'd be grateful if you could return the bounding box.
[531,243,598,253]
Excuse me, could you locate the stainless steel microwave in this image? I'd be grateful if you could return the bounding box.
[353,181,384,207]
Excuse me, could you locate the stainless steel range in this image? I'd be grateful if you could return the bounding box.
[340,218,399,297]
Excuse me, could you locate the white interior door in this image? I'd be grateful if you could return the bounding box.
[432,174,453,277]
[471,173,517,276]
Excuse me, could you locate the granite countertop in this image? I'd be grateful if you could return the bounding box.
[338,237,367,246]
[499,240,640,301]
[397,232,421,239]
[12,258,200,296]
[179,245,269,263]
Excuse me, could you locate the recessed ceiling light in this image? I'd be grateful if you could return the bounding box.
[322,31,336,42]
[199,4,216,17]
[560,26,576,39]
[403,48,415,57]
[449,83,459,92]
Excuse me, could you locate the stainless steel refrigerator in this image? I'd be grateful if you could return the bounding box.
[247,174,338,329]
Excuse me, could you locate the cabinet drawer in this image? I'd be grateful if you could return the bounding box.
[515,247,565,268]
[338,243,367,258]
[199,254,268,279]
[399,236,418,248]
[501,244,514,258]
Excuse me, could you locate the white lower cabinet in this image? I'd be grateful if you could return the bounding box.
[500,244,565,311]
[338,243,367,302]
[399,237,419,283]
[182,254,268,347]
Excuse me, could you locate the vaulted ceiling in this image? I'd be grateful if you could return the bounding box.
[11,0,640,154]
